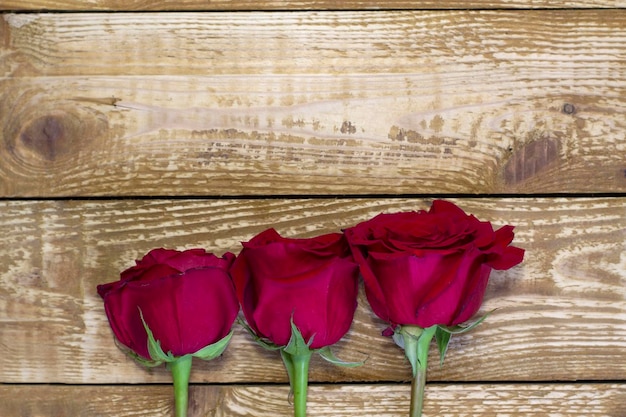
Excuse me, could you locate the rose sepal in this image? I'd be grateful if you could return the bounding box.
[237,317,284,351]
[191,330,234,361]
[113,337,163,368]
[317,346,364,367]
[239,317,364,367]
[434,310,495,366]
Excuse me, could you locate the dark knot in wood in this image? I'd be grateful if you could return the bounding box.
[20,115,67,161]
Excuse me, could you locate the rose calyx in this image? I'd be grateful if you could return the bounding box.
[136,308,234,367]
[392,310,494,376]
[239,317,364,368]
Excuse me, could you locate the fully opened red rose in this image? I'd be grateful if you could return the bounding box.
[97,248,239,417]
[344,200,524,417]
[345,199,524,330]
[230,228,361,417]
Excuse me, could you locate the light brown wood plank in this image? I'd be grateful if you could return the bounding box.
[1,11,625,196]
[1,1,624,11]
[1,383,624,416]
[0,198,624,384]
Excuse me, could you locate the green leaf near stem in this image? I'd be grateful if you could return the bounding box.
[277,318,364,417]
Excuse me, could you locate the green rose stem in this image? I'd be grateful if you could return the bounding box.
[281,349,313,417]
[169,355,192,417]
[241,318,363,417]
[396,325,437,417]
[139,310,234,417]
[279,320,315,417]
[396,316,491,417]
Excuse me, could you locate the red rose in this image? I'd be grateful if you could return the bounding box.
[344,200,525,329]
[97,248,239,359]
[230,228,359,349]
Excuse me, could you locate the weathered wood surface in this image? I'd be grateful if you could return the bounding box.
[2,383,625,417]
[1,197,624,384]
[2,11,625,197]
[1,0,624,11]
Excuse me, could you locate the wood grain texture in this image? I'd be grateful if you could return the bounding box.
[0,197,624,384]
[1,383,625,416]
[1,0,625,11]
[2,11,625,196]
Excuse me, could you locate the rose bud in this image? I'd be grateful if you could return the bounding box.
[97,248,239,417]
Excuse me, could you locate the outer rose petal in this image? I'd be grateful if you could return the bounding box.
[488,246,525,270]
[101,288,152,358]
[165,249,233,271]
[450,263,492,325]
[414,251,489,327]
[365,253,444,325]
[139,248,181,265]
[125,264,180,283]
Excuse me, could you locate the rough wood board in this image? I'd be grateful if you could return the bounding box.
[2,11,625,196]
[1,383,625,416]
[1,0,624,11]
[0,198,624,384]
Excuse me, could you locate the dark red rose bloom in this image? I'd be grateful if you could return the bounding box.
[344,200,524,329]
[230,228,359,349]
[97,248,239,359]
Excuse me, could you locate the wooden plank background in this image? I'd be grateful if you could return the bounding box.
[1,10,626,196]
[2,384,625,416]
[1,1,625,416]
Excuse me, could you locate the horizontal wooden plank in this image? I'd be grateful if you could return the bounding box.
[1,0,624,11]
[0,198,624,384]
[1,383,624,416]
[1,11,625,196]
